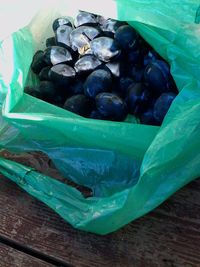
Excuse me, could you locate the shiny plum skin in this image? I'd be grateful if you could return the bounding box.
[68,79,84,95]
[90,109,106,120]
[25,82,56,104]
[90,37,121,62]
[63,94,94,117]
[36,81,57,103]
[84,69,112,98]
[118,77,135,97]
[49,64,76,86]
[144,59,174,95]
[114,25,138,50]
[24,86,42,99]
[126,49,141,66]
[143,50,160,66]
[31,51,47,74]
[55,25,73,50]
[126,83,152,115]
[105,61,121,77]
[74,11,97,27]
[153,92,176,123]
[74,55,102,75]
[52,17,72,32]
[43,46,72,66]
[139,108,160,126]
[46,37,56,47]
[130,66,144,82]
[70,26,101,54]
[38,66,51,81]
[96,92,128,121]
[100,18,127,37]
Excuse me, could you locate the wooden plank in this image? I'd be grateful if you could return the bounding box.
[0,242,55,267]
[0,152,200,266]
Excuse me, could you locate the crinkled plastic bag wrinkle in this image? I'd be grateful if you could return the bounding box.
[117,0,199,24]
[2,28,33,113]
[0,0,200,234]
[195,5,200,23]
[48,147,141,197]
[4,108,157,160]
[141,103,200,177]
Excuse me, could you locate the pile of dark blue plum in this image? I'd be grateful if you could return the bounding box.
[25,10,178,125]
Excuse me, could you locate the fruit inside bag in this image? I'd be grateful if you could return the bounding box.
[0,0,200,234]
[26,11,178,125]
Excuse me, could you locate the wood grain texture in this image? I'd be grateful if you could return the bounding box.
[0,242,55,267]
[0,151,200,267]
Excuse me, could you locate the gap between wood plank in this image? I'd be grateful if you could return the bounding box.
[0,234,72,267]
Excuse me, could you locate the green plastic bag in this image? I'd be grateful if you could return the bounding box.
[0,0,200,234]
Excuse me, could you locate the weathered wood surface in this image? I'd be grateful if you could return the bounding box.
[0,151,200,267]
[0,242,55,267]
